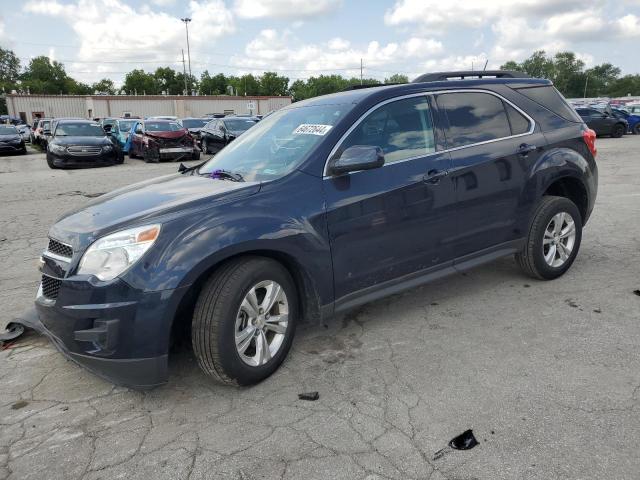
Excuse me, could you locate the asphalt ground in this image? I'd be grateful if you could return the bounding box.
[0,136,639,480]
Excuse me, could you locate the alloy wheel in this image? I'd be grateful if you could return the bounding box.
[542,212,576,267]
[234,280,289,367]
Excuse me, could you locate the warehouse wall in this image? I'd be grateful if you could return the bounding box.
[6,95,292,122]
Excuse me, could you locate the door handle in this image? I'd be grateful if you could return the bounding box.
[517,143,537,156]
[423,169,448,184]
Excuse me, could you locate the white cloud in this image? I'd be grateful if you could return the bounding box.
[235,29,443,79]
[23,0,235,82]
[234,0,341,19]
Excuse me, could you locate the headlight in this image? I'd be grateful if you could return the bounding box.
[77,224,161,281]
[102,144,113,151]
[49,143,66,154]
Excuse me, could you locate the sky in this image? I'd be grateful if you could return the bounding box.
[1,0,639,87]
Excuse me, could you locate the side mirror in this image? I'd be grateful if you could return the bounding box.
[329,145,385,175]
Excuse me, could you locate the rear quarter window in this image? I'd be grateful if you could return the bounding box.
[515,86,582,123]
[437,92,512,148]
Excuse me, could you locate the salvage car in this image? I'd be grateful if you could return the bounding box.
[128,119,200,162]
[34,118,53,146]
[611,108,640,134]
[102,118,138,152]
[16,124,31,143]
[46,119,124,169]
[200,116,258,154]
[575,107,627,137]
[179,117,209,148]
[27,70,598,388]
[0,125,27,154]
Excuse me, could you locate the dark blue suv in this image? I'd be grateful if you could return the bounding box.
[27,71,598,388]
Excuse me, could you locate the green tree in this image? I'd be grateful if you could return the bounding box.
[584,63,621,97]
[552,51,585,97]
[607,75,640,97]
[0,47,20,90]
[154,67,177,94]
[520,50,555,79]
[21,56,70,94]
[260,72,289,96]
[500,61,521,71]
[229,74,260,96]
[385,74,409,84]
[91,78,116,95]
[122,69,157,95]
[200,71,228,95]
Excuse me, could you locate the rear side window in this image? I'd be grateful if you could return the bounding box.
[504,103,530,135]
[437,92,511,148]
[515,86,581,122]
[337,96,435,164]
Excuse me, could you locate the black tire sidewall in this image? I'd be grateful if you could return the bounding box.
[612,124,624,138]
[634,124,640,135]
[212,261,298,385]
[530,198,582,279]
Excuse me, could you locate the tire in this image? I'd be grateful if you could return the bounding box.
[634,124,640,135]
[46,155,58,169]
[191,149,201,161]
[143,148,158,163]
[515,195,582,280]
[611,123,625,138]
[115,154,124,164]
[192,257,298,386]
[202,138,210,154]
[129,147,137,159]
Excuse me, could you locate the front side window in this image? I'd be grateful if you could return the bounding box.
[336,96,435,164]
[438,92,511,148]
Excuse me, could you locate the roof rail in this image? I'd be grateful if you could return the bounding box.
[412,70,531,83]
[341,83,401,92]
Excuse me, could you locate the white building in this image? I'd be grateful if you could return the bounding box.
[5,94,292,123]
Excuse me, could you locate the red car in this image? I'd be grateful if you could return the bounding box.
[128,119,200,162]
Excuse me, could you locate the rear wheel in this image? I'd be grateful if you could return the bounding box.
[634,124,640,135]
[192,257,297,386]
[611,123,625,138]
[516,196,582,280]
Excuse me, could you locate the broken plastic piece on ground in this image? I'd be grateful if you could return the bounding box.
[633,290,640,296]
[0,322,25,342]
[449,429,479,450]
[298,391,319,401]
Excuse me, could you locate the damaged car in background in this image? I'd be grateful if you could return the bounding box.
[200,116,258,154]
[127,119,200,162]
[179,117,209,149]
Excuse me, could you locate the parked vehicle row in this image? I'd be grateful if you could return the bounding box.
[0,124,27,155]
[27,70,599,388]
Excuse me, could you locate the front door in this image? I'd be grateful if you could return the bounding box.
[324,95,456,305]
[436,91,547,256]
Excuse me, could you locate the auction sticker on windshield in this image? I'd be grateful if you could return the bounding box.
[292,124,333,136]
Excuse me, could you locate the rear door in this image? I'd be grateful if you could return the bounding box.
[324,95,456,305]
[436,90,547,257]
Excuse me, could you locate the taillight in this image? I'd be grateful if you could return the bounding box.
[582,128,597,158]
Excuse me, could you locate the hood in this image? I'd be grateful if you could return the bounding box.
[146,130,189,140]
[52,136,110,146]
[187,127,202,133]
[49,173,260,248]
[0,134,22,141]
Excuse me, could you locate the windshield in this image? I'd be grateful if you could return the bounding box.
[118,120,136,131]
[55,122,105,137]
[146,121,182,132]
[182,119,208,129]
[41,121,51,129]
[0,126,18,135]
[199,104,352,182]
[224,119,258,132]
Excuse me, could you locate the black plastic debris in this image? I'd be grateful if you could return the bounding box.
[449,429,479,450]
[633,290,640,297]
[0,322,25,342]
[298,391,319,401]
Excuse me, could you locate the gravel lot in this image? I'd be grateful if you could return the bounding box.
[1,137,639,480]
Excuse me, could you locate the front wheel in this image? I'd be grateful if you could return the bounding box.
[515,196,582,280]
[202,138,211,154]
[634,124,640,135]
[192,257,297,386]
[611,124,625,138]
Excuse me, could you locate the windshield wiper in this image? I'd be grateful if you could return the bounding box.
[178,160,207,175]
[209,169,245,182]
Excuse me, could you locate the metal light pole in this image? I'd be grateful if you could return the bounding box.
[181,17,193,94]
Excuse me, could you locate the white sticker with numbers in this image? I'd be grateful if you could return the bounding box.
[292,124,333,136]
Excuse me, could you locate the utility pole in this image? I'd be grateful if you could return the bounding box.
[181,18,192,94]
[583,75,589,98]
[182,49,188,95]
[360,58,363,85]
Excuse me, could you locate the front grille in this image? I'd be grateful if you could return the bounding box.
[41,275,61,300]
[48,238,73,258]
[67,145,103,156]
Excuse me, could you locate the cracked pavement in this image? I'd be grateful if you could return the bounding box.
[1,137,640,480]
